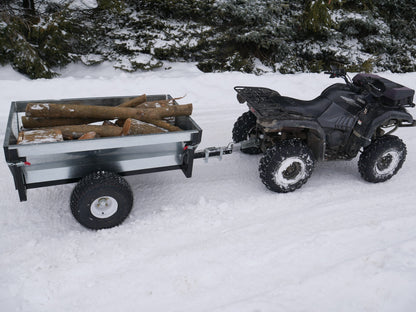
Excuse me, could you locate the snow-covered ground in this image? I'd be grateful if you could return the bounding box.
[1,63,416,312]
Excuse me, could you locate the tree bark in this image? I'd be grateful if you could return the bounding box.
[18,129,63,144]
[115,118,182,132]
[136,99,170,109]
[122,118,166,135]
[22,116,102,128]
[118,94,147,107]
[25,103,193,121]
[142,119,182,132]
[41,125,123,139]
[136,96,184,109]
[78,132,97,140]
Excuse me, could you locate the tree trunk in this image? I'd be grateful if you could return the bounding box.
[22,0,36,18]
[22,116,102,128]
[122,118,166,135]
[78,132,97,140]
[142,119,182,132]
[137,99,170,109]
[118,94,146,107]
[25,103,193,121]
[136,96,184,109]
[18,129,63,144]
[42,125,123,139]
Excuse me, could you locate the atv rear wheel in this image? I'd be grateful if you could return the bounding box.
[259,140,315,193]
[358,135,407,183]
[232,111,261,154]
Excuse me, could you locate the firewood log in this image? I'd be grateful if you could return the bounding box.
[136,96,184,109]
[78,132,97,140]
[17,129,63,144]
[136,100,169,109]
[122,118,166,135]
[22,116,102,128]
[41,125,123,139]
[25,103,193,121]
[118,94,146,107]
[116,118,182,131]
[142,119,182,132]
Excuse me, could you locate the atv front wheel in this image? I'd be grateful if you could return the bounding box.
[358,135,407,183]
[259,140,315,193]
[232,111,261,154]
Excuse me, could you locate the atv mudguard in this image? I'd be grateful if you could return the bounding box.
[364,110,415,146]
[257,118,326,160]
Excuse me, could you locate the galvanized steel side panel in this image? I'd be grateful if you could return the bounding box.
[4,94,202,187]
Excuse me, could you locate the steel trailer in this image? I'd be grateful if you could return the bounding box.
[3,94,229,229]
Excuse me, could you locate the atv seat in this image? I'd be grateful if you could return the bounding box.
[234,86,332,119]
[268,94,332,118]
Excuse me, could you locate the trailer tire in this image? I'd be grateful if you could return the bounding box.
[232,111,261,154]
[358,135,406,183]
[70,171,133,230]
[259,140,315,193]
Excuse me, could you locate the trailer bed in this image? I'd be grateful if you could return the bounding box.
[3,95,202,201]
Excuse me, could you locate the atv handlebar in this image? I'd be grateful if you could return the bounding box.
[325,67,383,96]
[325,67,359,92]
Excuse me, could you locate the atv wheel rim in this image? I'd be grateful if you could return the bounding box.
[375,150,401,176]
[274,157,306,186]
[90,196,118,219]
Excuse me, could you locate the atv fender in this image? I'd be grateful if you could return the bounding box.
[258,119,326,160]
[364,110,415,145]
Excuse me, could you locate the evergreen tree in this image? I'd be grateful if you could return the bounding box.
[1,0,415,78]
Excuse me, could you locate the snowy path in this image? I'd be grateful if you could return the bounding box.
[1,64,416,311]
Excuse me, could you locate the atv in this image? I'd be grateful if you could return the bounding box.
[233,68,416,193]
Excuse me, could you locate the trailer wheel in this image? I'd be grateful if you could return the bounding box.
[70,171,133,230]
[232,111,261,154]
[259,140,315,193]
[358,135,406,183]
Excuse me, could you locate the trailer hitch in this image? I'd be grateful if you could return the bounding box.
[194,143,234,162]
[192,137,260,163]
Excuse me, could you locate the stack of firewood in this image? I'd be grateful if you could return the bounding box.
[17,95,192,144]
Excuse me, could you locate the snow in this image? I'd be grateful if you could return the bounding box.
[28,103,49,111]
[44,0,98,10]
[1,62,416,311]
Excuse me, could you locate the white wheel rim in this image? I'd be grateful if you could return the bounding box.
[90,196,118,219]
[375,150,401,176]
[273,157,307,187]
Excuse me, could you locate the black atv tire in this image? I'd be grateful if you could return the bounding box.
[70,171,134,230]
[232,111,262,154]
[259,140,315,193]
[358,135,407,183]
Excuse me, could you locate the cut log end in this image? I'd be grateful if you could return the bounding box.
[78,132,97,140]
